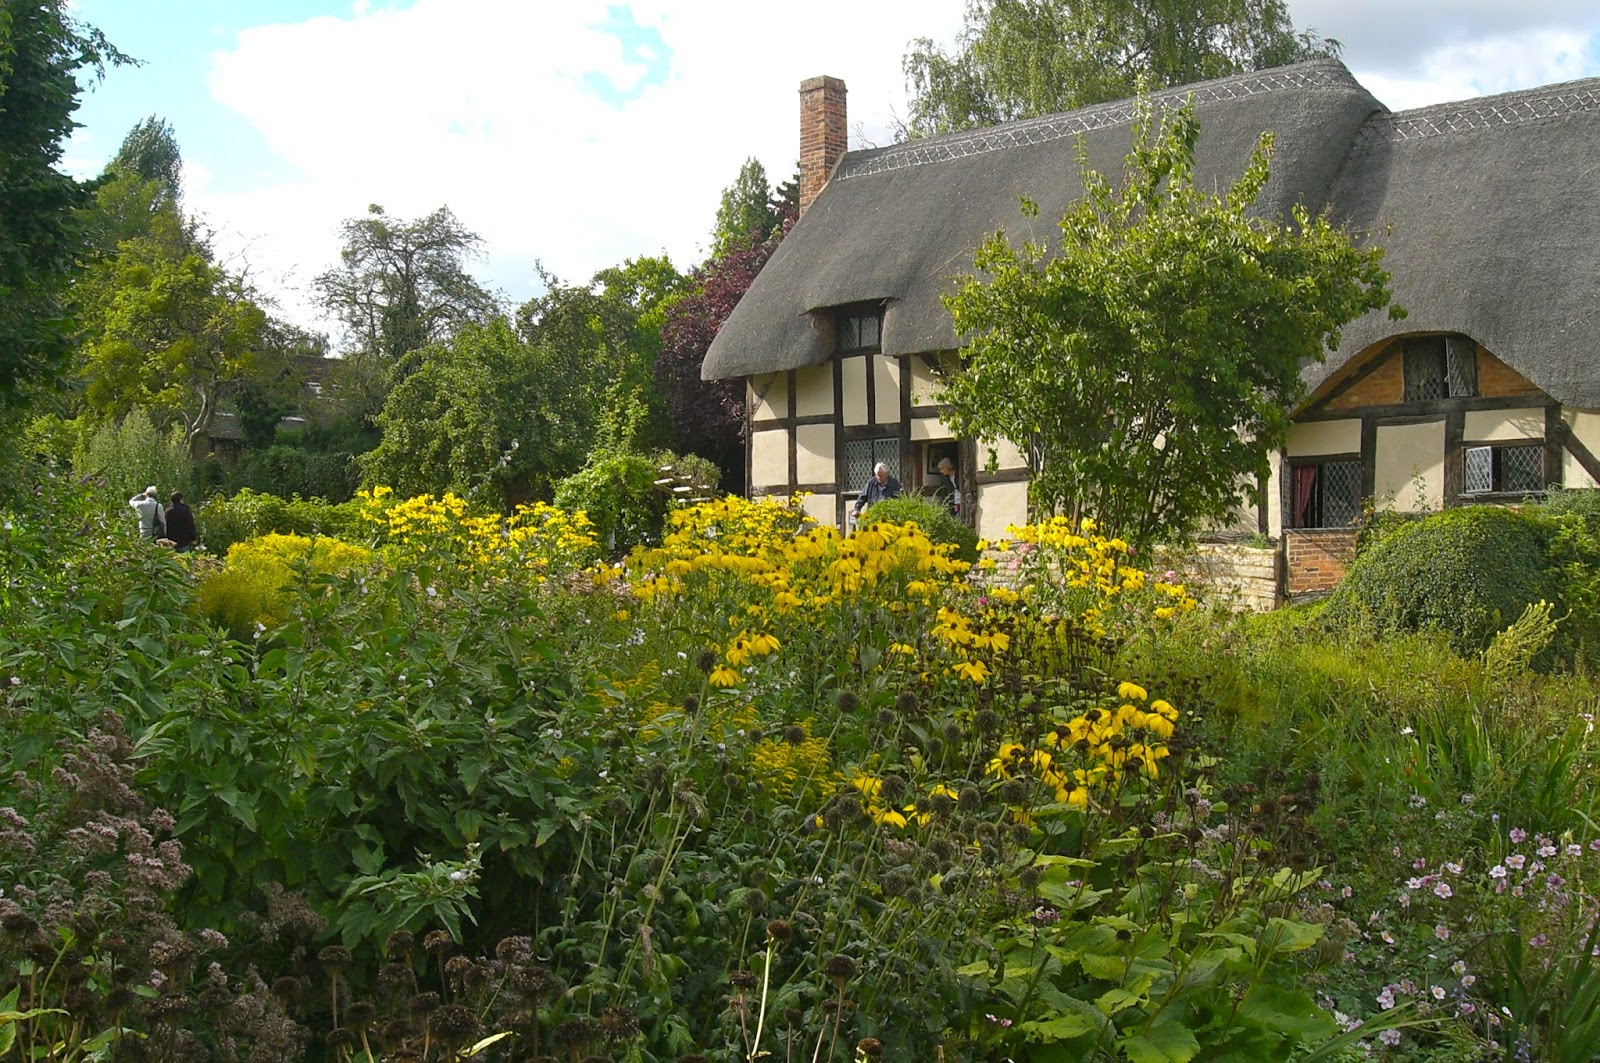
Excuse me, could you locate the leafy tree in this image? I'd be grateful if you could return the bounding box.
[84,117,197,254]
[657,217,794,487]
[903,0,1338,137]
[314,204,500,365]
[939,98,1398,546]
[361,318,590,506]
[77,238,277,450]
[0,1,122,409]
[109,115,181,203]
[711,157,791,257]
[516,256,687,455]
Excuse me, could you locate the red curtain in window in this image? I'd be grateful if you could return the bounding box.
[1292,465,1317,528]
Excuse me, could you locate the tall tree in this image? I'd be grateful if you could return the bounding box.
[939,98,1398,546]
[314,204,500,364]
[710,158,790,257]
[361,318,590,507]
[657,216,793,485]
[516,255,687,454]
[108,115,181,205]
[0,1,122,408]
[903,0,1338,137]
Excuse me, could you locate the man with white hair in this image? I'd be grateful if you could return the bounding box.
[851,462,901,522]
[128,486,165,540]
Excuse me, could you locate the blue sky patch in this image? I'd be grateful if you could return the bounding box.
[578,5,671,109]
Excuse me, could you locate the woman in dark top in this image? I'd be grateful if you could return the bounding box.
[165,492,198,551]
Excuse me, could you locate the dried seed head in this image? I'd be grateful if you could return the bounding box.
[729,970,758,991]
[857,1037,885,1057]
[895,691,920,715]
[765,919,793,946]
[386,929,415,955]
[835,690,859,714]
[783,724,807,745]
[822,953,857,984]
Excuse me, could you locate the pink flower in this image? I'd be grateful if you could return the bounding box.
[1530,934,1549,948]
[1435,924,1450,941]
[1510,828,1528,844]
[1434,882,1453,899]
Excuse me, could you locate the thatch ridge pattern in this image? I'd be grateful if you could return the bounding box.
[838,62,1353,180]
[1352,82,1600,155]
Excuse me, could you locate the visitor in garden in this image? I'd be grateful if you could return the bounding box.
[852,462,901,524]
[128,486,165,540]
[932,457,961,515]
[164,492,197,552]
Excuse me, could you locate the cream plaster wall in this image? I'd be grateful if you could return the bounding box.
[909,352,956,406]
[841,358,868,426]
[1265,451,1284,537]
[1565,410,1600,489]
[1464,408,1544,442]
[795,424,834,484]
[751,429,789,489]
[983,437,1029,470]
[910,416,954,442]
[976,482,1029,540]
[800,492,837,528]
[794,364,833,417]
[1287,419,1361,456]
[1375,420,1445,511]
[873,355,900,424]
[750,374,786,421]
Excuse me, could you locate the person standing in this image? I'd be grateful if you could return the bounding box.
[931,457,961,515]
[851,462,901,522]
[165,491,197,552]
[128,486,163,540]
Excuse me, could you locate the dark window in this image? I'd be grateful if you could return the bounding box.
[837,308,882,352]
[844,437,899,492]
[1289,459,1361,529]
[1403,337,1478,401]
[1463,444,1544,495]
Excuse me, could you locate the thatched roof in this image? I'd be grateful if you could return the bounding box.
[702,60,1600,408]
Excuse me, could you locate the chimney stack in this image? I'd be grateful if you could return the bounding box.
[799,76,847,215]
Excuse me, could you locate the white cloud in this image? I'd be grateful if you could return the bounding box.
[193,0,964,338]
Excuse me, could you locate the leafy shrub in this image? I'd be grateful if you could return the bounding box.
[1325,506,1563,662]
[195,533,372,638]
[227,443,361,503]
[858,494,979,563]
[554,448,719,555]
[195,488,364,553]
[72,408,193,502]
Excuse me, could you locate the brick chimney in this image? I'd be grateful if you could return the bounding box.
[799,76,847,215]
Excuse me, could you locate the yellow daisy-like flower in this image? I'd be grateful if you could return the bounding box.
[953,658,991,683]
[1117,681,1148,702]
[708,666,740,688]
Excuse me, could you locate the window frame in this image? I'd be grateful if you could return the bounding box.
[1287,455,1363,530]
[835,304,883,354]
[1402,336,1479,402]
[1461,442,1545,497]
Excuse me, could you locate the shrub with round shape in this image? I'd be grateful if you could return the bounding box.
[857,495,979,564]
[1327,506,1562,662]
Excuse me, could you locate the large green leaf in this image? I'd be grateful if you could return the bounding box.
[1121,1018,1201,1063]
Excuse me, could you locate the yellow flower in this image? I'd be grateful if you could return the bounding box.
[708,666,739,688]
[953,659,990,683]
[1117,681,1148,702]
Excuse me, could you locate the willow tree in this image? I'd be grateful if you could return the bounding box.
[939,98,1401,546]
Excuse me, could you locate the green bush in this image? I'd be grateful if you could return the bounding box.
[227,444,361,503]
[195,533,373,639]
[859,494,980,563]
[195,488,364,554]
[1325,505,1563,662]
[72,409,194,503]
[553,448,719,555]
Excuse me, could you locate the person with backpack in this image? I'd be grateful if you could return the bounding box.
[128,486,165,541]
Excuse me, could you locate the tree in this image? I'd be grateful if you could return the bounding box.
[902,0,1338,137]
[0,1,122,408]
[939,98,1399,546]
[657,219,793,486]
[710,158,791,257]
[314,204,500,365]
[361,318,591,507]
[77,240,277,451]
[516,255,687,455]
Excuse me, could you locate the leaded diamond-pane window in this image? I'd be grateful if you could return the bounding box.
[1404,340,1446,401]
[837,309,882,352]
[1403,336,1478,401]
[844,437,899,492]
[1289,459,1361,529]
[1464,444,1544,495]
[1465,446,1493,494]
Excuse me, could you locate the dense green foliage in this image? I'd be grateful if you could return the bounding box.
[194,487,364,553]
[858,494,980,563]
[1329,506,1570,666]
[941,97,1396,546]
[902,0,1338,137]
[552,448,717,555]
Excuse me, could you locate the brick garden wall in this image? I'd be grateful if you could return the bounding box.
[1284,529,1359,596]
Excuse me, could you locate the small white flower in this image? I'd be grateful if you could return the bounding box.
[448,869,469,882]
[1400,726,1414,736]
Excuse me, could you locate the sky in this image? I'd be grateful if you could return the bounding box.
[63,1,1600,343]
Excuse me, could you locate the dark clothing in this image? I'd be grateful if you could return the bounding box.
[853,474,901,516]
[931,473,958,514]
[164,501,197,548]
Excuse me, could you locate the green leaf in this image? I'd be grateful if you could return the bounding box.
[1237,983,1336,1041]
[1121,1018,1200,1063]
[1260,917,1322,955]
[1080,951,1128,981]
[1097,987,1145,1016]
[1019,1013,1096,1042]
